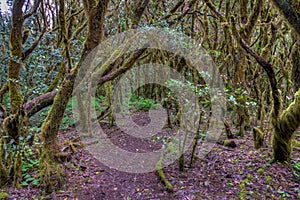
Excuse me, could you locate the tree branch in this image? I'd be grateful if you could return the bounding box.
[22,29,46,62]
[131,0,150,28]
[23,90,57,117]
[240,39,281,117]
[243,0,262,38]
[97,47,148,85]
[271,0,300,35]
[23,0,42,19]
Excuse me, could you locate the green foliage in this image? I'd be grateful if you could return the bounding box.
[277,189,291,198]
[257,168,265,175]
[60,117,75,130]
[92,96,106,113]
[238,179,247,200]
[21,157,40,187]
[129,95,159,111]
[30,99,77,131]
[60,99,76,130]
[30,106,51,127]
[134,98,158,111]
[266,175,272,184]
[20,129,40,187]
[0,125,41,188]
[224,85,257,110]
[0,191,9,199]
[292,161,300,181]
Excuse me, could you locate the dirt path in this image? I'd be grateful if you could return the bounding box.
[5,112,300,199]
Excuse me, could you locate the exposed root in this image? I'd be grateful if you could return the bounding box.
[156,158,173,192]
[39,148,65,193]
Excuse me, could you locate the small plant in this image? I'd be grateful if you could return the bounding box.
[129,96,159,111]
[239,180,247,200]
[292,161,300,181]
[0,191,9,199]
[21,140,40,187]
[135,98,158,111]
[277,189,291,198]
[257,168,264,175]
[266,175,272,184]
[60,117,75,130]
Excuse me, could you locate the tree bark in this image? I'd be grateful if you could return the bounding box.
[291,34,300,91]
[240,37,300,162]
[270,0,300,35]
[272,89,300,162]
[1,0,25,188]
[39,0,110,191]
[23,90,57,118]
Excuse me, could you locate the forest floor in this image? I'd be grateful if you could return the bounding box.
[4,111,300,200]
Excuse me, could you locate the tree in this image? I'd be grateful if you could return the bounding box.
[240,0,300,162]
[39,0,110,191]
[1,0,42,187]
[268,0,300,162]
[0,0,299,193]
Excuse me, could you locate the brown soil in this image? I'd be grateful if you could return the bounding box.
[4,111,300,199]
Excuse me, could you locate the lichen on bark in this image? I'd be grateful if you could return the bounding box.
[39,0,110,191]
[272,89,300,162]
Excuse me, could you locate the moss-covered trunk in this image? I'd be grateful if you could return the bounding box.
[240,38,299,162]
[272,89,300,162]
[291,34,300,91]
[7,0,24,119]
[0,0,25,188]
[40,0,109,191]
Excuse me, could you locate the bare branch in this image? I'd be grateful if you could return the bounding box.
[97,47,148,85]
[23,90,57,117]
[22,29,46,62]
[24,0,42,19]
[240,39,281,117]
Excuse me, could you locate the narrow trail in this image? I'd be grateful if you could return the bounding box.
[6,111,300,199]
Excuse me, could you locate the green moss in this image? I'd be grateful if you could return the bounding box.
[266,175,272,184]
[0,162,8,187]
[239,180,247,200]
[46,62,65,93]
[8,76,23,115]
[291,0,300,14]
[252,127,264,149]
[0,191,9,199]
[223,140,230,146]
[105,81,114,127]
[257,168,265,175]
[223,140,237,148]
[39,147,65,193]
[272,89,300,162]
[1,110,25,187]
[178,154,184,171]
[156,158,173,192]
[13,152,22,188]
[39,76,75,192]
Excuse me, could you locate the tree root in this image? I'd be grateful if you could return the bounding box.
[156,158,173,192]
[39,148,66,193]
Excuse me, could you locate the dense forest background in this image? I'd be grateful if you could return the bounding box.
[0,0,299,199]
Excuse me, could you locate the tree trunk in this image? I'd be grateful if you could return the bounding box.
[39,0,109,191]
[291,34,300,91]
[1,0,25,188]
[272,89,300,162]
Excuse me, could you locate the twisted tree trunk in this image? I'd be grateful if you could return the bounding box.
[39,0,110,192]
